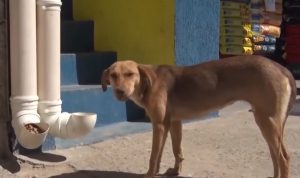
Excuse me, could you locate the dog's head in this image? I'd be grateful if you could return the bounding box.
[101,60,152,101]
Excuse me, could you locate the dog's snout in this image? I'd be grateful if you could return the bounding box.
[115,89,125,95]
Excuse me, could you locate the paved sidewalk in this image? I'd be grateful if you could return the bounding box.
[1,101,300,178]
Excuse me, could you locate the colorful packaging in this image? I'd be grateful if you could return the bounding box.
[252,35,277,44]
[253,44,276,53]
[263,12,282,25]
[220,36,252,46]
[221,8,250,18]
[221,24,252,37]
[250,0,264,9]
[251,0,282,13]
[251,12,282,26]
[274,3,283,14]
[221,1,249,10]
[252,24,281,37]
[220,17,249,26]
[220,45,253,55]
[264,0,276,12]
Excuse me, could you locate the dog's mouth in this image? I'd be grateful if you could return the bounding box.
[114,90,128,101]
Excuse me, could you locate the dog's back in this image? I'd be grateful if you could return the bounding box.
[158,55,297,120]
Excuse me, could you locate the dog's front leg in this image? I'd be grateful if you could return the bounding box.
[144,122,167,178]
[164,120,184,176]
[156,119,171,174]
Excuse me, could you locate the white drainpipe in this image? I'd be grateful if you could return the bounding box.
[37,0,96,139]
[9,0,49,149]
[9,0,96,149]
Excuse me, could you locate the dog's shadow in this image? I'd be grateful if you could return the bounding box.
[49,170,192,178]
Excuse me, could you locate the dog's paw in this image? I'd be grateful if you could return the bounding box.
[163,167,180,176]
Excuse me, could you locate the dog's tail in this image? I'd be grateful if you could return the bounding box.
[271,61,297,115]
[282,67,297,115]
[276,64,297,149]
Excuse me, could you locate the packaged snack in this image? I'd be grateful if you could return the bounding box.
[251,12,282,26]
[220,25,253,37]
[220,17,249,26]
[253,44,276,53]
[251,0,282,13]
[252,24,281,37]
[250,0,264,9]
[274,3,283,14]
[220,36,252,46]
[264,0,276,12]
[252,35,277,44]
[221,1,249,10]
[221,8,250,18]
[220,45,253,55]
[263,12,282,25]
[250,8,264,15]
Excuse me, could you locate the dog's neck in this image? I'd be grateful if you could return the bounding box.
[129,84,148,108]
[129,65,157,109]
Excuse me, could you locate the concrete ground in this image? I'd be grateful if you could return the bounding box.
[1,99,299,178]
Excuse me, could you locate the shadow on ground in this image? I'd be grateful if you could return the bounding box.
[0,154,20,173]
[22,152,66,163]
[49,170,192,178]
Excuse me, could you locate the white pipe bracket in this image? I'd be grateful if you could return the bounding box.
[10,96,40,122]
[37,0,62,11]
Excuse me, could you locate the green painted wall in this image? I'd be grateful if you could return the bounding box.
[73,0,174,64]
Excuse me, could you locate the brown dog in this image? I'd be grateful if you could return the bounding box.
[101,55,296,178]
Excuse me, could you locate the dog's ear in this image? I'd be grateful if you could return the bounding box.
[101,68,110,92]
[138,65,153,93]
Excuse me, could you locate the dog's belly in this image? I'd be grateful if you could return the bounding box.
[169,99,234,121]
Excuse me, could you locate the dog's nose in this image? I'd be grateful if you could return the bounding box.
[115,89,125,95]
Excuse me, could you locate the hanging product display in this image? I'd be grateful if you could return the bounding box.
[220,0,253,55]
[220,0,282,56]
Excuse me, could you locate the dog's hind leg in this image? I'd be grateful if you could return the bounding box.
[253,109,290,178]
[164,120,184,176]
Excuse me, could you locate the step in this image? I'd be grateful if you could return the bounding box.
[126,100,149,122]
[61,0,73,20]
[61,85,127,127]
[61,20,94,53]
[61,52,117,85]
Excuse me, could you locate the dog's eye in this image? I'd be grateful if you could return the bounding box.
[124,72,134,77]
[110,73,117,79]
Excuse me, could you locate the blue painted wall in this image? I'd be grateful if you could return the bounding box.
[175,0,220,65]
